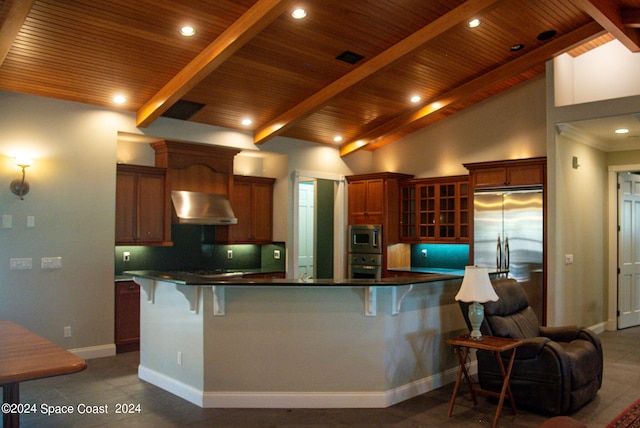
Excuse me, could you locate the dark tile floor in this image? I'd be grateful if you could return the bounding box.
[8,326,639,427]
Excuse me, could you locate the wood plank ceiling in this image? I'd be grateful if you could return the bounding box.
[1,0,639,156]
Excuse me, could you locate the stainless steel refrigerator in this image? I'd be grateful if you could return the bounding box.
[473,188,544,322]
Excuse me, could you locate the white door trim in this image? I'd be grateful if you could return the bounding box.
[290,170,346,281]
[608,164,640,330]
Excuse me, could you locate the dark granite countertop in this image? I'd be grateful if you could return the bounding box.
[116,268,285,283]
[388,267,508,277]
[124,270,461,286]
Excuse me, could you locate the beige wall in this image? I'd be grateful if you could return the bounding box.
[372,76,547,178]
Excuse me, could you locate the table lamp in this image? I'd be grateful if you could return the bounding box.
[455,266,499,341]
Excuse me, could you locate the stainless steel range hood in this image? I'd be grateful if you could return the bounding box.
[171,190,237,225]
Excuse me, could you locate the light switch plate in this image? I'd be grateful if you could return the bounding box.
[2,214,12,229]
[10,258,32,269]
[41,257,62,269]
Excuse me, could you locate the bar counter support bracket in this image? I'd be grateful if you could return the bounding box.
[392,284,414,315]
[365,287,376,316]
[212,286,225,316]
[176,285,200,314]
[134,277,156,304]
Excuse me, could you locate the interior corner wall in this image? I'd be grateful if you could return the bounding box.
[547,40,640,329]
[553,134,607,326]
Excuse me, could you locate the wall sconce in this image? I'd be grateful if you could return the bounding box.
[10,157,33,200]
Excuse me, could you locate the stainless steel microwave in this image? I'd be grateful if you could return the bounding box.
[348,224,382,254]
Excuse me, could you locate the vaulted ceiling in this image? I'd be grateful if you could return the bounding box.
[1,0,639,156]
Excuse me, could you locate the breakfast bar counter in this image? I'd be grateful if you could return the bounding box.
[126,271,468,409]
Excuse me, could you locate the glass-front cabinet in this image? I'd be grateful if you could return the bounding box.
[400,175,469,243]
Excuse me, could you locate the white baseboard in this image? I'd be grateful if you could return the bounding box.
[138,365,203,407]
[589,322,607,335]
[138,362,476,409]
[69,344,116,360]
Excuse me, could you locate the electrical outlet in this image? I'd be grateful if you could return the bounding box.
[227,249,233,260]
[274,249,280,259]
[565,254,574,265]
[64,326,71,337]
[123,251,130,262]
[421,249,427,258]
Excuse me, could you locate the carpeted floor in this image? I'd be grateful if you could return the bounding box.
[607,399,640,428]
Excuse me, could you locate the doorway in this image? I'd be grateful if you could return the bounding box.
[290,171,346,281]
[616,171,640,329]
[298,180,315,278]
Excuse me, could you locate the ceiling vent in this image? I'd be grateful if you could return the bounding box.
[161,99,205,120]
[336,50,364,65]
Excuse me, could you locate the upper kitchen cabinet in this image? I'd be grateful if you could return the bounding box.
[216,175,276,244]
[115,164,170,245]
[464,157,546,189]
[347,173,412,244]
[400,175,469,243]
[151,140,241,197]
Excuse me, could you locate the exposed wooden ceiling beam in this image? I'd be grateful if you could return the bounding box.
[570,0,640,52]
[340,21,605,157]
[136,0,294,128]
[253,0,502,145]
[622,8,640,28]
[0,0,36,66]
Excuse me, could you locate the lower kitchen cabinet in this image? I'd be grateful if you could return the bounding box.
[115,281,140,353]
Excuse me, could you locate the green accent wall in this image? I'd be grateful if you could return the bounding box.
[315,179,334,279]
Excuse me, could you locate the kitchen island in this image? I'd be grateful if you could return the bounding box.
[126,270,468,408]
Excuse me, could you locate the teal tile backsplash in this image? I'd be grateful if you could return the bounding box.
[115,224,285,274]
[411,244,469,269]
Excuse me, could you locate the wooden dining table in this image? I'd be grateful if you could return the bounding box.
[0,320,87,428]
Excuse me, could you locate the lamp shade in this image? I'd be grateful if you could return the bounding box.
[454,266,499,303]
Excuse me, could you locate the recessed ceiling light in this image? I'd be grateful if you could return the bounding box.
[467,18,481,28]
[615,128,630,134]
[113,95,126,104]
[241,118,253,126]
[333,136,343,143]
[537,29,557,41]
[510,43,525,52]
[291,8,307,19]
[180,26,196,37]
[410,95,422,103]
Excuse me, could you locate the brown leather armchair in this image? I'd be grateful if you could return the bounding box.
[459,278,603,415]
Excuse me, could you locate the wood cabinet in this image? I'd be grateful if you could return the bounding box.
[464,157,546,189]
[348,178,385,224]
[347,173,413,278]
[346,173,413,245]
[400,175,469,243]
[216,175,276,244]
[115,281,140,353]
[115,164,170,245]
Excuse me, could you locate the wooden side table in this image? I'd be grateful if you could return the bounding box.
[446,335,523,428]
